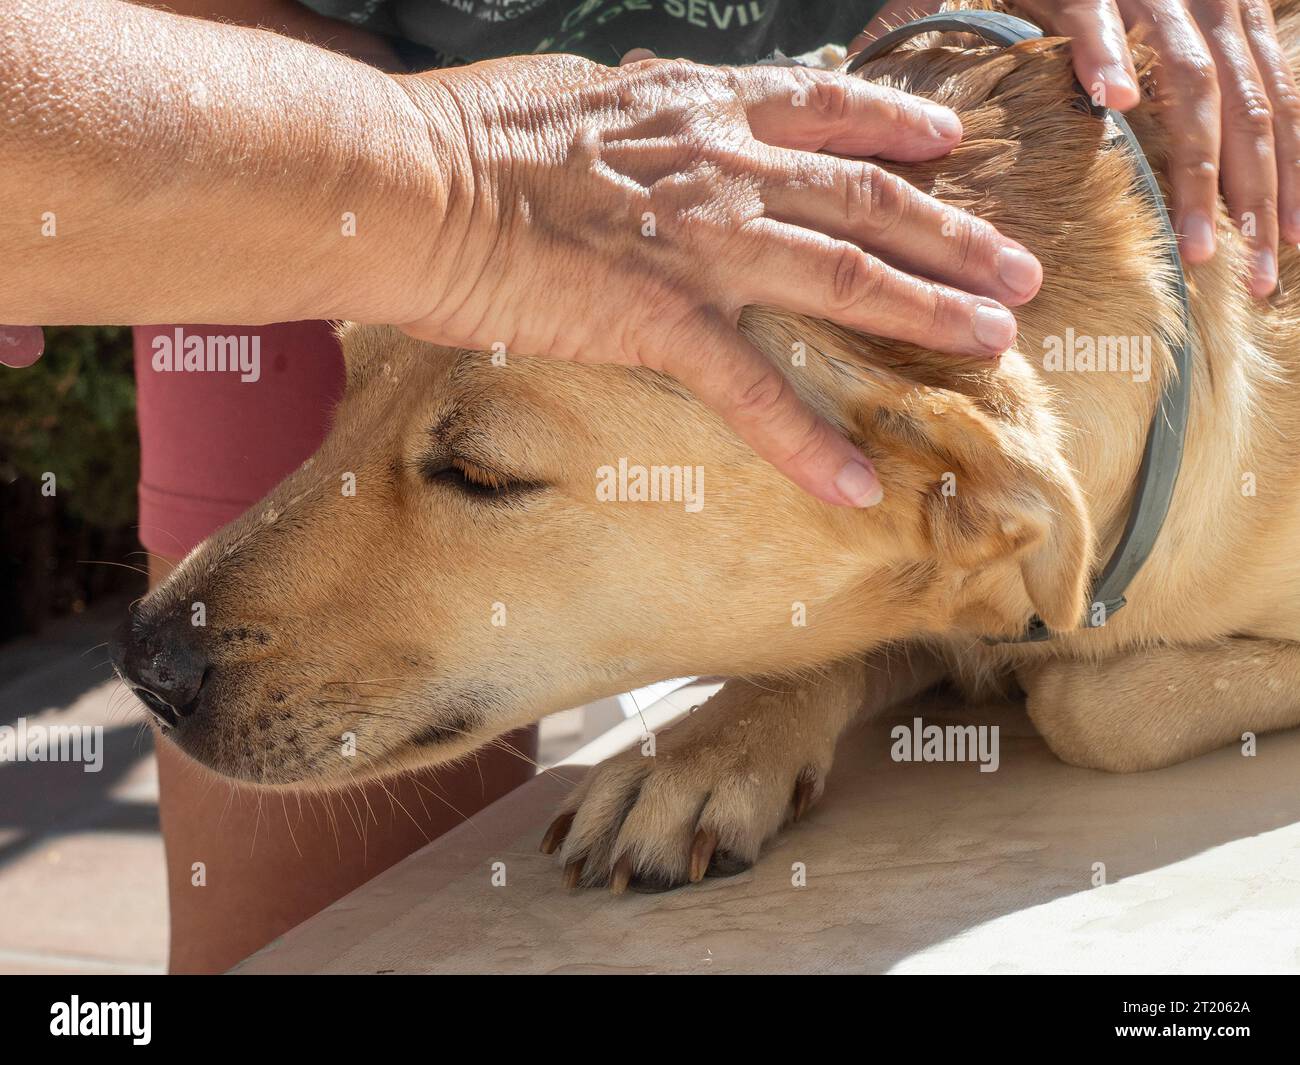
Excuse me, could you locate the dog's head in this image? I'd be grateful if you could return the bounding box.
[110,313,1092,785]
[111,35,1196,786]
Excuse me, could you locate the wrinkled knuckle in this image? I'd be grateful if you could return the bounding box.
[866,165,895,218]
[804,74,852,125]
[1228,88,1275,134]
[841,163,873,225]
[947,215,982,271]
[887,94,923,133]
[925,290,955,338]
[856,165,904,234]
[1273,89,1300,130]
[829,246,877,313]
[732,369,789,423]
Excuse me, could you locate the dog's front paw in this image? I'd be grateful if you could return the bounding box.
[539,681,836,894]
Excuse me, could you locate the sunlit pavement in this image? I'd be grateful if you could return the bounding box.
[0,597,167,974]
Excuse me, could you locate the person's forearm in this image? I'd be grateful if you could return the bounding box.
[0,0,448,326]
[3,0,1049,504]
[139,0,404,70]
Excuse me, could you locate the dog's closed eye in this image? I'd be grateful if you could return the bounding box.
[420,455,546,502]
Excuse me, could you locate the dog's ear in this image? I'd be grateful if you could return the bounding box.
[925,448,1093,632]
[736,307,1094,631]
[867,392,1094,633]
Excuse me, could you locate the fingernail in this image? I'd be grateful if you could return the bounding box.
[1253,249,1277,296]
[972,304,1016,351]
[926,105,962,141]
[0,325,45,368]
[996,246,1042,298]
[1100,65,1139,107]
[834,459,883,508]
[1181,212,1216,261]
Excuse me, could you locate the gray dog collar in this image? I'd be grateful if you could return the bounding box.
[844,11,1194,643]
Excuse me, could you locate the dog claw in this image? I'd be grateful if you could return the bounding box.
[610,854,634,895]
[689,827,718,882]
[792,773,817,821]
[562,857,585,889]
[540,812,574,855]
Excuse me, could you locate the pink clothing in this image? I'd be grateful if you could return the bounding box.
[132,321,344,557]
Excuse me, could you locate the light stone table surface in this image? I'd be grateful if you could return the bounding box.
[235,683,1300,974]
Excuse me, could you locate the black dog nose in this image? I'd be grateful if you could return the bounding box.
[110,610,210,728]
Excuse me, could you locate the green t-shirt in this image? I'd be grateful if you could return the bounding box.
[297,0,887,68]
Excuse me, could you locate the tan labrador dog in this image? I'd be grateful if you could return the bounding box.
[113,0,1300,893]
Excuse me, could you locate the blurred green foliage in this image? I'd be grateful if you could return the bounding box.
[0,326,138,527]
